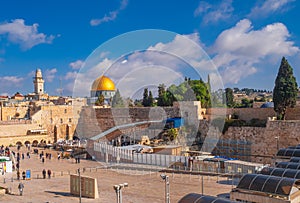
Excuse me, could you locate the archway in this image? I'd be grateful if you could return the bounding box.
[32,140,38,147]
[16,141,22,146]
[24,141,31,146]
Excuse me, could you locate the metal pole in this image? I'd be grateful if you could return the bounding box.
[165,176,170,203]
[78,168,81,203]
[201,175,204,195]
[114,186,120,203]
[119,187,122,203]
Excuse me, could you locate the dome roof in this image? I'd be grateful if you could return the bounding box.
[91,75,115,91]
[260,102,274,108]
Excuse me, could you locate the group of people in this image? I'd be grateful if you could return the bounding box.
[42,169,52,179]
[16,170,26,180]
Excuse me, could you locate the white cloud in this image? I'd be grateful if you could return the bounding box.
[211,19,299,84]
[2,76,24,84]
[69,60,85,70]
[64,71,78,80]
[0,76,24,92]
[0,19,55,50]
[45,68,57,82]
[248,0,295,18]
[72,33,222,97]
[72,58,113,96]
[194,0,234,24]
[90,0,128,26]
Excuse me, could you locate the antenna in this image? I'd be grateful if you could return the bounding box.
[58,77,63,96]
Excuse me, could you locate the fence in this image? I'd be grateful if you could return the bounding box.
[94,142,188,167]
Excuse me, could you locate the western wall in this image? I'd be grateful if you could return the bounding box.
[222,120,300,164]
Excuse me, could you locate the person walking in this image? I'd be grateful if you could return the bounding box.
[42,169,46,179]
[17,170,20,180]
[18,182,24,196]
[47,169,51,179]
[22,171,26,180]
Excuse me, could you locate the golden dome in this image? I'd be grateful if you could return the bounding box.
[91,75,115,91]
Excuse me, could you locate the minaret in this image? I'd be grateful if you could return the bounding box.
[33,68,44,95]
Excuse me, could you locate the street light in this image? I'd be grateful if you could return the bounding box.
[275,136,279,152]
[78,168,81,203]
[160,174,170,203]
[113,182,128,203]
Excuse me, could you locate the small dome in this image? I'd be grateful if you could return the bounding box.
[36,68,42,77]
[260,102,274,108]
[91,75,115,91]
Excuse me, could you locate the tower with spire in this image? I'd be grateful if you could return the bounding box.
[33,68,44,95]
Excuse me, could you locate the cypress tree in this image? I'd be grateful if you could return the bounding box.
[273,57,298,120]
[142,88,149,107]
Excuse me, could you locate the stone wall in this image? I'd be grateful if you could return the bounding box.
[221,120,300,164]
[0,123,51,146]
[205,107,300,121]
[0,106,29,121]
[0,104,81,145]
[76,106,182,139]
[34,105,82,141]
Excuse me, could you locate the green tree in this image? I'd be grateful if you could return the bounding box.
[273,57,298,120]
[95,94,105,106]
[111,89,124,107]
[148,90,154,106]
[142,88,149,107]
[157,84,167,106]
[166,128,178,141]
[225,88,234,107]
[240,98,253,108]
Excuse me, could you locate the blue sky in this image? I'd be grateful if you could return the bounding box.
[0,0,299,97]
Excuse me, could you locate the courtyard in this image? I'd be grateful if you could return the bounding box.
[0,146,233,202]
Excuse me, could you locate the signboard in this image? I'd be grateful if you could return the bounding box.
[70,174,99,199]
[26,170,31,179]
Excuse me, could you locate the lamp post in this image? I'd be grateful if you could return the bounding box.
[275,136,279,152]
[78,168,81,203]
[113,183,128,203]
[160,174,170,203]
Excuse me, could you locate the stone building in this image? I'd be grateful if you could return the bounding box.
[0,68,86,146]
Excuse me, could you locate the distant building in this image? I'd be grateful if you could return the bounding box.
[11,93,24,101]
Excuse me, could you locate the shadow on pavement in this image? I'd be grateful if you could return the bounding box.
[45,191,72,197]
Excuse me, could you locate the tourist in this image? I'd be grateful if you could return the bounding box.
[17,170,20,180]
[22,153,24,160]
[22,171,25,180]
[42,157,45,163]
[18,182,24,196]
[42,169,46,179]
[47,169,51,179]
